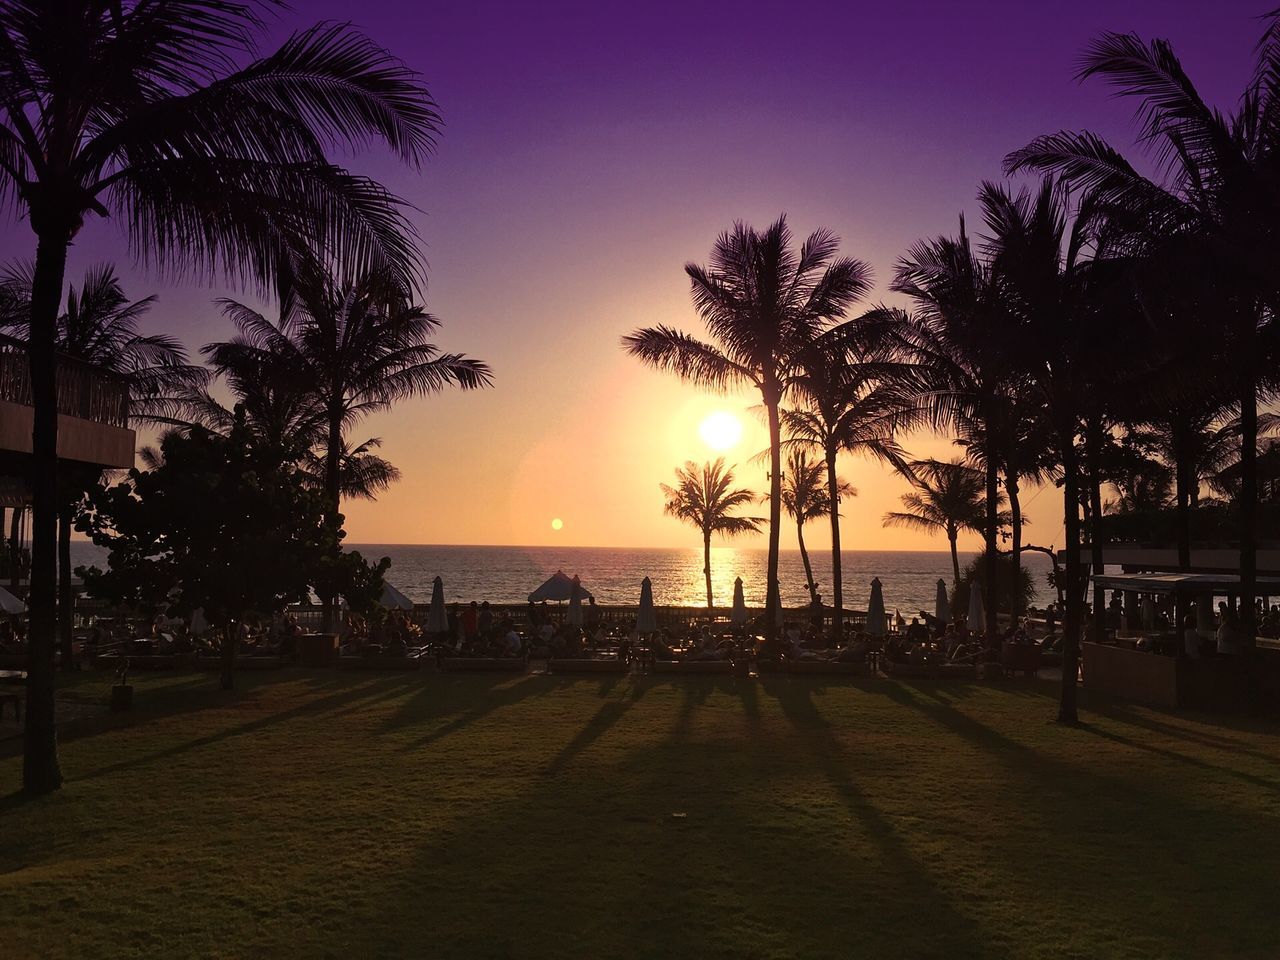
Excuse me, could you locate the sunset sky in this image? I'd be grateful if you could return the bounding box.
[2,0,1257,550]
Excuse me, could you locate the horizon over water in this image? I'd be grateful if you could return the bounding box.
[69,542,1052,613]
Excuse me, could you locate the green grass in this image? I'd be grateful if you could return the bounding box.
[2,669,1278,959]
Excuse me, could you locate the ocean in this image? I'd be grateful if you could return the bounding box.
[69,542,1053,614]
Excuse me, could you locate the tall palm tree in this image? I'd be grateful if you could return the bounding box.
[624,217,871,638]
[206,269,492,628]
[783,325,914,633]
[769,448,855,605]
[1,264,206,671]
[883,459,992,591]
[661,459,762,609]
[0,2,438,795]
[1007,19,1280,649]
[884,217,1019,647]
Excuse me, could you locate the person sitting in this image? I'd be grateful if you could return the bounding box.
[832,638,867,663]
[1216,607,1242,656]
[905,617,929,644]
[499,620,523,658]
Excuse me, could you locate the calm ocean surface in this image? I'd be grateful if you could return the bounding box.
[70,542,1052,613]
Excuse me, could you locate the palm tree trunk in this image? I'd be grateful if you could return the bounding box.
[763,398,783,640]
[320,408,343,634]
[1058,427,1083,724]
[984,455,999,647]
[1086,420,1106,643]
[1173,426,1191,570]
[826,447,843,638]
[796,520,817,605]
[1007,470,1022,623]
[24,227,70,795]
[948,527,961,595]
[1240,372,1258,648]
[703,529,713,610]
[58,504,75,673]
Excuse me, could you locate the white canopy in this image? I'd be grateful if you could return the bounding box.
[426,576,449,633]
[730,577,747,626]
[967,581,986,633]
[528,570,593,602]
[934,579,951,623]
[379,581,414,611]
[636,576,657,633]
[865,578,886,637]
[0,585,25,615]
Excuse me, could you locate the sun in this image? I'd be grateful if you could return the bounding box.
[699,411,743,451]
[551,517,564,531]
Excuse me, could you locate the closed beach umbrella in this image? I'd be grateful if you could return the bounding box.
[379,581,414,611]
[567,575,585,626]
[426,576,449,634]
[636,577,657,634]
[865,578,887,637]
[190,607,209,636]
[967,581,986,633]
[730,577,747,626]
[935,579,951,623]
[0,585,24,615]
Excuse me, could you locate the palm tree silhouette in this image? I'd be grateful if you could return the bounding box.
[883,459,995,592]
[0,3,438,794]
[882,216,1019,647]
[1,264,206,671]
[207,269,492,629]
[1007,19,1280,646]
[783,324,913,632]
[624,217,871,638]
[661,459,762,609]
[769,449,855,606]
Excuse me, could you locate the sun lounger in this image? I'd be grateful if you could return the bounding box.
[335,655,421,671]
[440,657,528,672]
[195,656,287,671]
[546,658,629,674]
[787,659,870,677]
[651,659,734,675]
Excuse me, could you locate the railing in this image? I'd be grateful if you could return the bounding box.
[0,333,129,428]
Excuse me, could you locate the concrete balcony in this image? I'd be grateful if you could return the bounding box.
[0,334,135,471]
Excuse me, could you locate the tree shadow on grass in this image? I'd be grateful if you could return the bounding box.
[73,673,410,783]
[1098,702,1280,766]
[543,680,648,776]
[399,675,578,750]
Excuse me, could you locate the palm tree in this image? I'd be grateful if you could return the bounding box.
[624,217,871,638]
[1007,19,1280,649]
[0,2,438,795]
[782,325,914,633]
[206,269,492,628]
[883,217,1019,647]
[883,459,992,591]
[0,264,206,671]
[661,459,762,609]
[770,449,855,605]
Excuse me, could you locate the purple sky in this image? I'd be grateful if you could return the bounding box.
[5,1,1263,549]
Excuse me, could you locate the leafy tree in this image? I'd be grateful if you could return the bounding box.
[625,217,871,638]
[954,553,1035,621]
[0,263,206,670]
[76,414,387,690]
[0,0,437,794]
[661,459,762,609]
[205,268,491,629]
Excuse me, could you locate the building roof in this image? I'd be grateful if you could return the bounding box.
[1092,572,1280,594]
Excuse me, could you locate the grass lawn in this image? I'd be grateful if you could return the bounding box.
[2,669,1278,959]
